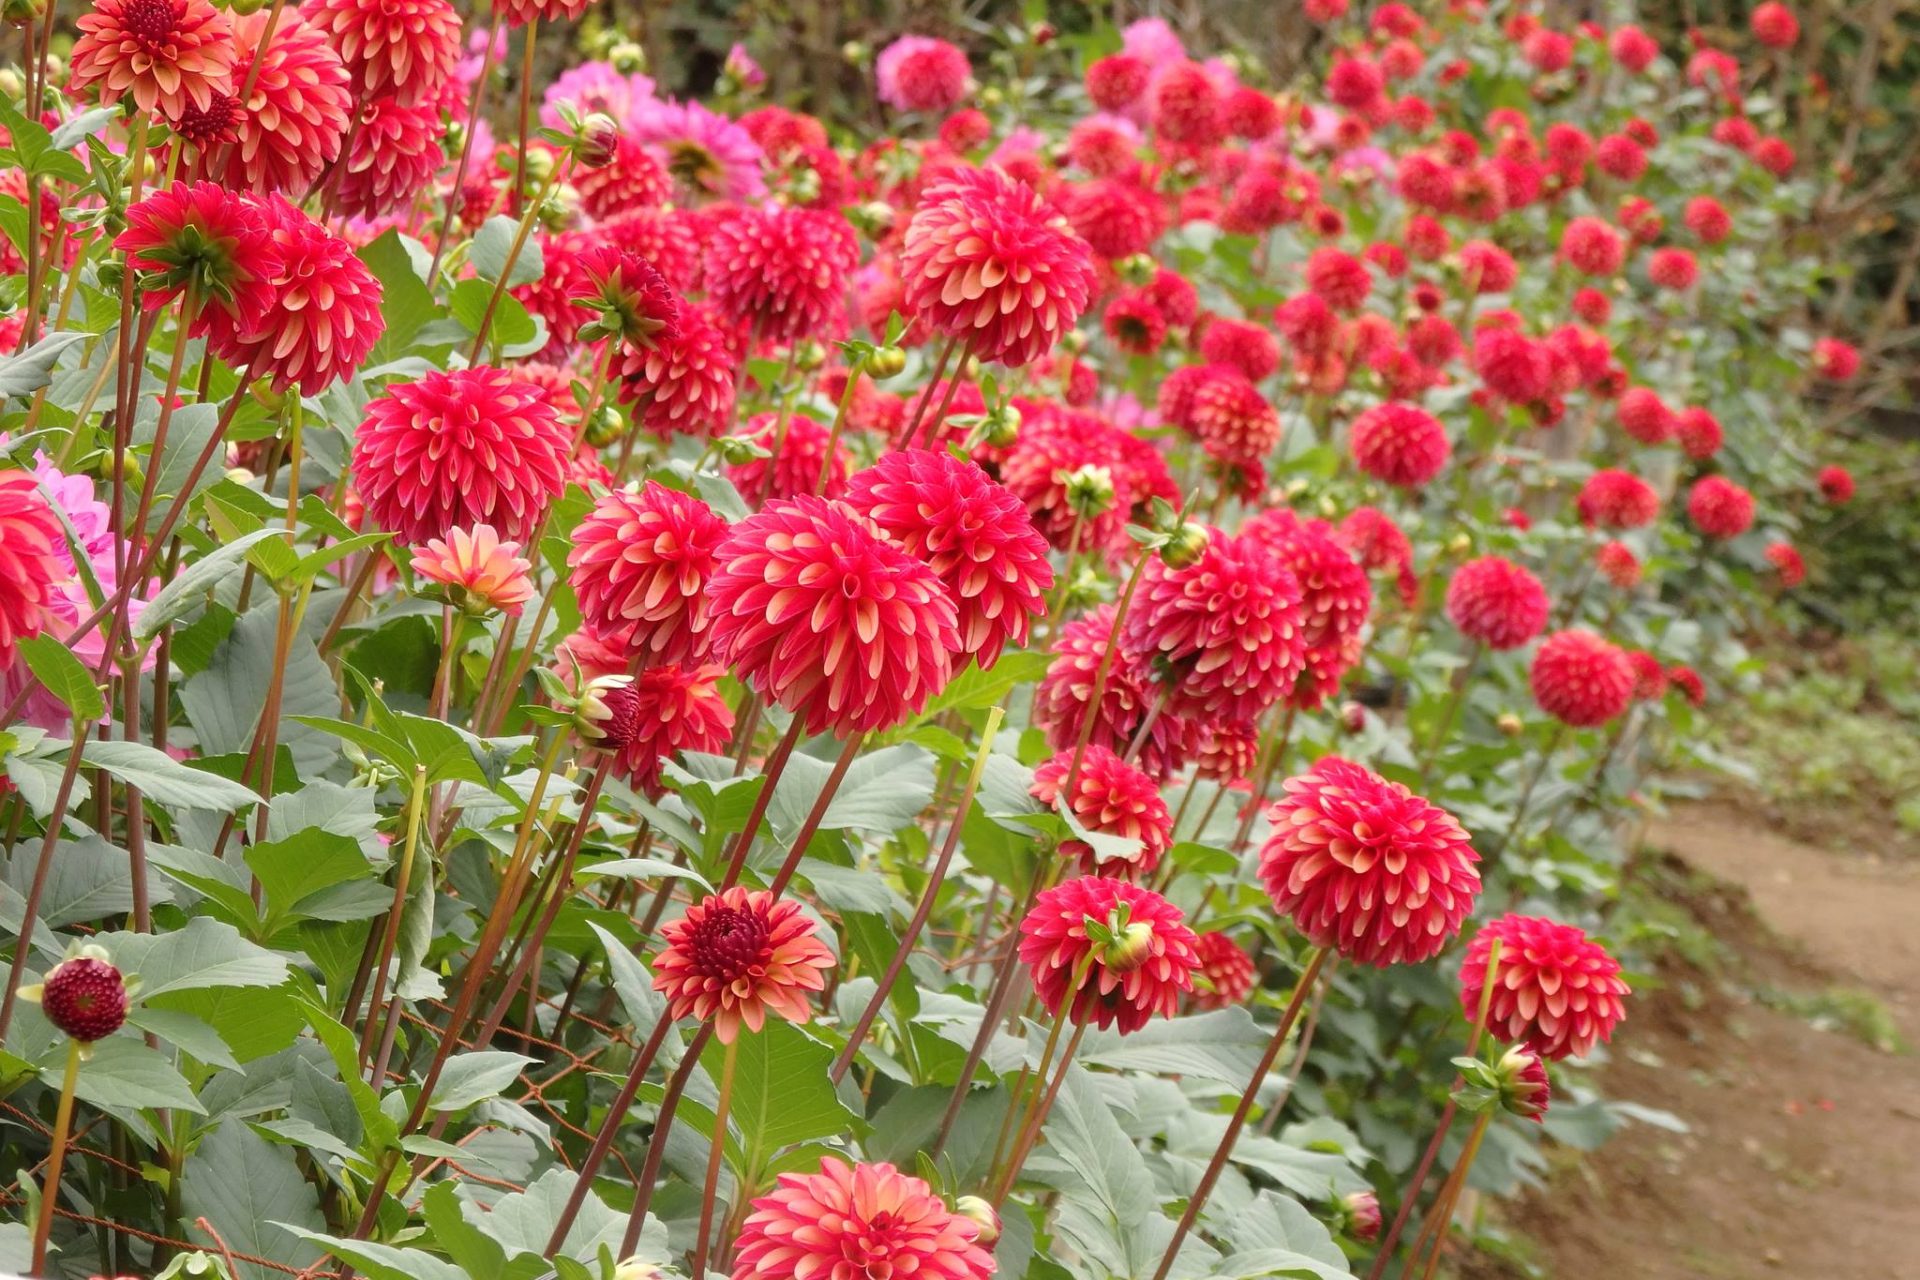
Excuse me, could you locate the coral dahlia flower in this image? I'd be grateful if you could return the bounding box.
[1188,369,1283,469]
[727,411,852,503]
[706,205,858,346]
[1149,60,1226,147]
[351,367,569,546]
[1189,931,1257,1011]
[214,10,352,197]
[411,524,534,616]
[567,482,728,666]
[1019,876,1200,1033]
[1459,914,1630,1060]
[899,166,1098,368]
[1686,475,1755,539]
[875,35,972,113]
[570,244,681,350]
[707,496,961,736]
[115,182,279,333]
[71,0,235,121]
[843,449,1052,669]
[1258,757,1482,967]
[1030,746,1174,878]
[1615,386,1674,445]
[615,302,737,436]
[299,0,460,105]
[1349,403,1451,488]
[1037,605,1201,782]
[734,1158,994,1280]
[1595,540,1643,590]
[1444,556,1550,651]
[0,470,70,670]
[1530,629,1635,727]
[1123,529,1309,722]
[652,886,832,1042]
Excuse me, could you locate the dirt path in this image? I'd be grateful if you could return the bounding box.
[1471,803,1920,1279]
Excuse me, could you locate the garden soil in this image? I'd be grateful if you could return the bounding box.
[1465,803,1920,1279]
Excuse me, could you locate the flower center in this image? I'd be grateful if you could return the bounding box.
[664,140,722,193]
[687,905,770,981]
[119,0,180,44]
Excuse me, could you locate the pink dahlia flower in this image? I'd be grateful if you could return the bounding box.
[1530,629,1635,727]
[1459,913,1630,1060]
[1018,875,1200,1033]
[1444,556,1550,651]
[1030,746,1174,878]
[734,1158,994,1280]
[875,35,972,113]
[567,481,729,667]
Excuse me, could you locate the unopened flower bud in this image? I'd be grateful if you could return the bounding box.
[1029,20,1057,45]
[612,1260,674,1280]
[1341,1190,1382,1243]
[1496,712,1524,737]
[853,200,897,237]
[841,40,869,64]
[1061,465,1116,519]
[521,147,557,188]
[575,113,621,168]
[1100,919,1156,972]
[865,345,907,379]
[981,402,1021,449]
[1340,701,1367,734]
[31,946,129,1042]
[980,85,1005,107]
[1493,1044,1551,1122]
[953,1195,1000,1245]
[607,41,647,73]
[584,405,625,449]
[575,675,640,747]
[793,339,827,373]
[1116,253,1157,286]
[1447,532,1472,556]
[1160,521,1210,568]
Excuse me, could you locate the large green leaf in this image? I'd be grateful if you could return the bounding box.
[769,744,936,839]
[57,1036,203,1113]
[135,528,291,641]
[183,1118,326,1280]
[715,1020,860,1174]
[181,605,341,775]
[357,230,435,361]
[15,635,104,722]
[92,917,289,1000]
[78,739,263,811]
[428,1051,536,1112]
[1076,1008,1272,1088]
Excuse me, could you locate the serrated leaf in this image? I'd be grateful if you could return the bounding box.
[58,1036,204,1113]
[135,528,291,641]
[92,917,289,999]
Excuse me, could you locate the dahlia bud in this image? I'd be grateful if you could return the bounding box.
[1340,701,1367,734]
[574,674,640,747]
[583,405,625,448]
[1029,20,1056,45]
[1061,330,1090,356]
[608,40,648,73]
[953,1195,1001,1246]
[1341,1190,1382,1243]
[1061,465,1116,520]
[853,200,897,237]
[980,85,1005,107]
[0,0,43,23]
[521,148,558,188]
[29,947,130,1043]
[980,402,1021,449]
[575,113,622,168]
[1496,712,1524,736]
[793,339,828,373]
[841,40,869,64]
[1493,1044,1552,1122]
[785,166,822,205]
[1085,904,1157,973]
[1116,253,1157,286]
[1159,521,1211,569]
[865,345,907,379]
[1446,532,1472,557]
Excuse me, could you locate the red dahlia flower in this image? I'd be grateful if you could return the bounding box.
[1474,327,1553,405]
[1530,629,1634,727]
[875,35,971,113]
[1149,60,1226,147]
[351,367,569,546]
[1627,649,1667,699]
[1812,337,1859,382]
[706,205,858,346]
[1189,931,1257,1010]
[1686,474,1754,539]
[1683,195,1733,245]
[332,92,446,219]
[1199,318,1281,381]
[1104,290,1168,355]
[214,10,352,197]
[1459,913,1630,1060]
[1668,664,1706,706]
[71,0,235,122]
[1676,406,1723,459]
[1258,757,1482,967]
[899,166,1097,368]
[574,134,671,220]
[1122,528,1309,722]
[1559,217,1625,276]
[1349,403,1451,487]
[728,411,852,503]
[1036,605,1200,782]
[1306,247,1373,312]
[37,955,130,1042]
[600,663,734,796]
[1615,386,1674,445]
[1187,368,1283,469]
[1647,247,1699,291]
[1595,540,1643,589]
[570,244,681,350]
[707,496,960,736]
[1765,540,1806,587]
[1445,556,1550,651]
[567,481,728,666]
[0,470,68,670]
[1059,179,1162,261]
[1576,469,1659,529]
[1816,464,1854,504]
[652,886,833,1042]
[1750,1,1799,47]
[300,0,460,105]
[843,449,1053,669]
[734,1158,994,1280]
[1030,746,1174,878]
[1019,876,1200,1033]
[615,302,737,436]
[1244,509,1374,708]
[115,182,279,333]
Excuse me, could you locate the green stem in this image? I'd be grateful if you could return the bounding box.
[29,1040,82,1276]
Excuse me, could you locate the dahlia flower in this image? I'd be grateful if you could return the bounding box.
[208,195,383,395]
[1445,556,1550,651]
[1258,757,1482,967]
[32,954,129,1043]
[843,450,1052,669]
[599,663,734,796]
[299,0,459,105]
[1576,469,1660,530]
[1085,53,1151,111]
[1187,370,1282,469]
[1199,318,1281,382]
[332,92,446,220]
[351,367,569,546]
[214,10,352,197]
[1104,290,1168,355]
[652,886,832,1042]
[1473,327,1553,405]
[707,496,960,736]
[1306,247,1373,312]
[1059,179,1161,261]
[1687,475,1755,539]
[1668,664,1706,707]
[1530,629,1635,727]
[1036,605,1201,782]
[1816,464,1854,504]
[412,524,534,616]
[1030,746,1174,878]
[115,182,279,332]
[1189,931,1258,1010]
[0,470,69,670]
[1812,337,1860,383]
[898,166,1098,368]
[1149,60,1226,147]
[1647,247,1698,291]
[734,1158,994,1280]
[1243,508,1374,708]
[1196,719,1259,783]
[574,134,671,220]
[1122,528,1308,722]
[567,482,728,667]
[1459,914,1630,1060]
[1765,541,1806,587]
[1750,1,1799,48]
[540,61,654,133]
[876,35,972,113]
[71,0,235,121]
[630,98,767,202]
[1559,217,1625,276]
[1616,387,1674,446]
[1676,407,1723,460]
[705,205,858,345]
[615,302,737,436]
[727,411,851,503]
[1019,876,1200,1033]
[1349,403,1451,488]
[1595,540,1643,589]
[570,244,681,350]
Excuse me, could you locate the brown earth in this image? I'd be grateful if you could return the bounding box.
[1464,802,1920,1280]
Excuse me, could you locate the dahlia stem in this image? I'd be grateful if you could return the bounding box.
[356,765,429,1073]
[763,731,865,898]
[755,344,804,504]
[1039,513,1087,647]
[1259,974,1332,1135]
[543,1014,679,1257]
[1123,684,1172,767]
[692,1036,740,1280]
[1063,549,1154,796]
[0,719,92,1045]
[29,1040,82,1276]
[898,332,963,450]
[906,340,975,452]
[1402,1112,1492,1280]
[1417,643,1483,786]
[830,709,1004,1084]
[927,895,1032,1161]
[428,14,505,287]
[988,951,1094,1204]
[619,1022,718,1256]
[1368,940,1502,1280]
[716,715,807,890]
[993,1018,1088,1207]
[467,152,569,365]
[1149,945,1330,1280]
[814,355,867,496]
[1228,703,1297,856]
[1490,723,1568,857]
[510,19,540,219]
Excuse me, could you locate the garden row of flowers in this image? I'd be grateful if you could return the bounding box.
[0,1,1855,1278]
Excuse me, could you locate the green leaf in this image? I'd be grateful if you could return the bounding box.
[9,834,167,929]
[244,829,375,929]
[183,1118,326,1280]
[429,1051,535,1112]
[60,1036,204,1113]
[1040,1066,1174,1279]
[583,922,677,1068]
[93,917,289,1000]
[909,652,1052,722]
[358,230,435,361]
[0,331,87,399]
[1076,1008,1272,1087]
[722,1020,860,1174]
[769,744,936,838]
[471,215,544,286]
[574,856,711,892]
[421,1182,517,1280]
[78,738,262,811]
[287,1233,467,1280]
[125,1007,240,1070]
[150,984,305,1064]
[449,277,536,349]
[182,605,341,775]
[16,635,104,722]
[135,528,292,641]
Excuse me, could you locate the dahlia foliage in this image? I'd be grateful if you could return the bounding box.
[0,4,1855,1278]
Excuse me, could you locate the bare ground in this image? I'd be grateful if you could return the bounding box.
[1464,802,1920,1279]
